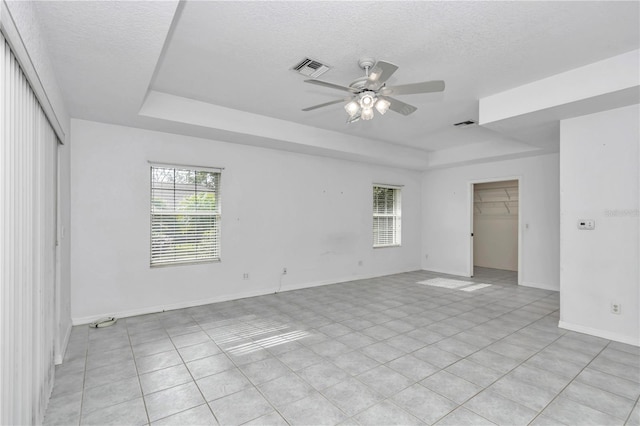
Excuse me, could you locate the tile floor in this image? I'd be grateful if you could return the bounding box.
[44,268,640,425]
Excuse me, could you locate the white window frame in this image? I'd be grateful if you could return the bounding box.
[373,184,402,248]
[150,163,222,267]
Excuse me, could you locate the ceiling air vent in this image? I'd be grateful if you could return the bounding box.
[291,57,331,78]
[454,120,477,128]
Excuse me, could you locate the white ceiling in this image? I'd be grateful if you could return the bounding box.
[32,1,640,169]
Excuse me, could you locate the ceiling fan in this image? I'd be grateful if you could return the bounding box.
[302,58,445,123]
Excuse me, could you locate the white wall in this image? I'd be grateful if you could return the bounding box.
[473,181,519,271]
[422,154,559,290]
[480,50,640,126]
[474,217,518,271]
[70,119,422,323]
[559,104,639,345]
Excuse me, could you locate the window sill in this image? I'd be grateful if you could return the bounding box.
[373,244,401,249]
[150,258,221,268]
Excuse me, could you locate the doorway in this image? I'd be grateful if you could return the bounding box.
[470,179,520,284]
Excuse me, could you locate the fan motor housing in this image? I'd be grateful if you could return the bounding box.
[349,76,369,91]
[358,58,376,70]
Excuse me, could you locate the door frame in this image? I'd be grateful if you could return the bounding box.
[54,142,62,364]
[468,176,522,285]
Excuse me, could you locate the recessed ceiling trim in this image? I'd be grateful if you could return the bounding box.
[139,90,432,170]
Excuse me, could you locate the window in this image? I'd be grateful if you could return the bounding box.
[373,185,401,247]
[150,164,221,266]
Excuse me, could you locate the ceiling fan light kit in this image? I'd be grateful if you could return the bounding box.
[344,100,360,116]
[375,98,391,115]
[347,91,387,122]
[303,58,445,123]
[361,106,374,121]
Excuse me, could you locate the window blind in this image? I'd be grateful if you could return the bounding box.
[373,185,401,247]
[0,34,58,425]
[150,165,221,266]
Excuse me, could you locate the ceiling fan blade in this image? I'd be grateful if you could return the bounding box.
[302,99,347,111]
[304,79,356,93]
[346,113,361,124]
[366,61,398,88]
[380,80,445,96]
[382,96,418,116]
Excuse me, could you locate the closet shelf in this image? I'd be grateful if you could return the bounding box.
[474,181,519,216]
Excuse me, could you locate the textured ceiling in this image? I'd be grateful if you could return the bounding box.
[31,1,640,167]
[152,1,639,150]
[32,0,179,123]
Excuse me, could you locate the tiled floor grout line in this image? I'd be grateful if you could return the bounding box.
[398,275,548,422]
[76,336,90,426]
[295,294,466,422]
[212,315,327,423]
[380,280,562,414]
[127,322,153,426]
[151,322,223,425]
[50,270,638,426]
[223,321,374,425]
[195,302,428,423]
[185,317,288,426]
[399,308,568,424]
[567,340,639,424]
[626,394,640,425]
[527,340,611,425]
[287,280,564,424]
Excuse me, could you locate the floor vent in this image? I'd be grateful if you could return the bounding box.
[291,57,330,78]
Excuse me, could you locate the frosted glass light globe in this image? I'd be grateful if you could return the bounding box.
[344,100,359,116]
[360,93,375,108]
[375,99,391,115]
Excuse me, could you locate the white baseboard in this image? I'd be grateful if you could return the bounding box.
[421,267,470,277]
[72,267,420,325]
[72,287,274,325]
[558,320,640,346]
[279,277,358,292]
[521,281,559,292]
[279,267,418,292]
[54,322,73,365]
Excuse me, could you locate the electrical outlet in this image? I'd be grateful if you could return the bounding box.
[243,273,249,280]
[611,302,621,315]
[282,267,287,275]
[577,220,595,230]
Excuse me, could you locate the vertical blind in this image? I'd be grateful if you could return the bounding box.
[373,185,402,247]
[0,34,58,425]
[150,165,221,266]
